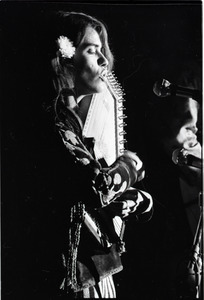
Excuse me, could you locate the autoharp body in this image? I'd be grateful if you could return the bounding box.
[83,71,127,240]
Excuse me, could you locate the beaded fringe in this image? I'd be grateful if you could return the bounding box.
[66,201,85,291]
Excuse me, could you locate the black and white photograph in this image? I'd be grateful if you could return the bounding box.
[1,1,202,299]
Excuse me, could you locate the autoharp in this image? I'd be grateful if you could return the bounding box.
[83,71,127,242]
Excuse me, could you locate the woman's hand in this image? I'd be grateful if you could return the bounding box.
[120,150,145,182]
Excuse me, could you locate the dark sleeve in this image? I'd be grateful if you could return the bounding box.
[58,127,139,208]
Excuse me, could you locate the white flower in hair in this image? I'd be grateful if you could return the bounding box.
[57,36,76,59]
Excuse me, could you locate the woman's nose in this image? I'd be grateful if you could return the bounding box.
[98,53,109,68]
[187,125,198,134]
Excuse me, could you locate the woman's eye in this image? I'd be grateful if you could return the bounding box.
[87,47,96,54]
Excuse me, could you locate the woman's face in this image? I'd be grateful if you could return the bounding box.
[170,99,199,148]
[163,98,200,156]
[73,26,109,97]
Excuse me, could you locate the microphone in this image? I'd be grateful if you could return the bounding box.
[153,79,201,103]
[172,148,202,169]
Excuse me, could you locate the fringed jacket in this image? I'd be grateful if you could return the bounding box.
[44,91,153,294]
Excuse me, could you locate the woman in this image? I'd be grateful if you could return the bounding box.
[29,11,153,298]
[144,71,202,299]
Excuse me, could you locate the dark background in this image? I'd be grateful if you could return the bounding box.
[1,1,202,299]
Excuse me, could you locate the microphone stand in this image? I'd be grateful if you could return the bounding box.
[179,192,203,299]
[188,196,203,299]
